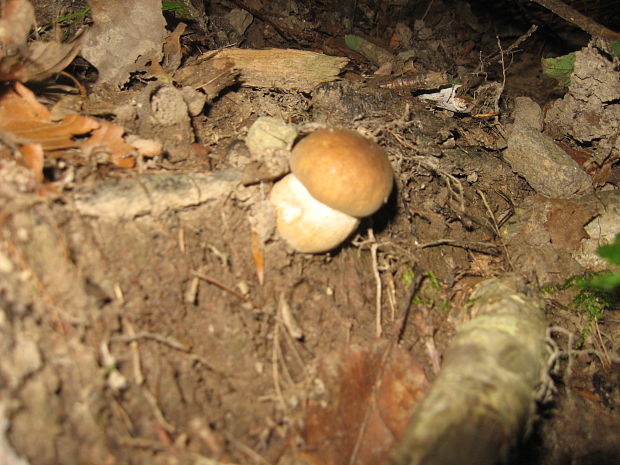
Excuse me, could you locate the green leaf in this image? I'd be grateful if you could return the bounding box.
[345,35,364,51]
[587,272,620,292]
[541,52,576,87]
[610,41,620,58]
[580,234,620,293]
[596,233,620,266]
[162,1,190,14]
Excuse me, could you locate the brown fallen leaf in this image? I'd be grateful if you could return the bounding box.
[301,341,429,465]
[0,0,84,82]
[0,0,34,46]
[0,82,150,172]
[545,198,598,250]
[0,82,99,147]
[19,35,84,82]
[80,121,137,168]
[251,228,265,285]
[17,142,44,181]
[162,22,186,74]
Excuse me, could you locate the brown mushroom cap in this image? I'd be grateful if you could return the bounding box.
[290,128,393,217]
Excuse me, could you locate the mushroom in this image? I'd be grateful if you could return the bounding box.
[270,128,393,253]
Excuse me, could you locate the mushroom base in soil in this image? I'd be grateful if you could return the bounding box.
[270,174,360,253]
[269,128,394,253]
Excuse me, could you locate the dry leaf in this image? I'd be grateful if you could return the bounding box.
[301,341,429,465]
[21,35,84,82]
[251,228,265,285]
[0,0,83,82]
[80,121,136,168]
[0,0,34,46]
[81,0,167,87]
[162,22,186,74]
[0,82,145,171]
[0,81,50,121]
[545,199,598,250]
[17,142,44,181]
[0,83,99,149]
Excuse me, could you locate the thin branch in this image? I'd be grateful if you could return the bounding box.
[192,270,251,303]
[531,0,620,41]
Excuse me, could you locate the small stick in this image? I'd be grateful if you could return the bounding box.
[226,434,272,465]
[368,229,383,338]
[416,238,500,255]
[477,189,513,269]
[192,270,251,303]
[125,319,144,386]
[143,388,176,434]
[474,25,538,75]
[110,332,188,351]
[271,320,288,413]
[178,226,186,253]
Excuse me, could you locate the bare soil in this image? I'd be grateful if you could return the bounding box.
[1,1,619,465]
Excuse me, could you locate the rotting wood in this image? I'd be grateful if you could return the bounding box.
[72,169,241,220]
[387,275,551,465]
[211,48,349,92]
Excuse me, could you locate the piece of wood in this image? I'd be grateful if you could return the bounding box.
[212,48,349,92]
[388,276,550,465]
[72,169,241,219]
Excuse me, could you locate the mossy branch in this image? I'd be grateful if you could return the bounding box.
[388,276,551,465]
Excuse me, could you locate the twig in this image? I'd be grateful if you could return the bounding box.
[594,320,612,368]
[124,319,144,386]
[474,25,538,75]
[229,0,293,42]
[494,35,507,125]
[368,229,383,338]
[416,238,500,255]
[548,325,577,400]
[110,332,188,351]
[271,319,288,413]
[388,130,466,210]
[143,388,176,434]
[531,0,620,41]
[476,189,513,269]
[226,434,271,465]
[192,270,251,303]
[412,156,465,211]
[109,331,221,373]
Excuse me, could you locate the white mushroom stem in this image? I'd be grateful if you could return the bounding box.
[270,174,360,253]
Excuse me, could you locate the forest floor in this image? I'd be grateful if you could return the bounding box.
[0,1,619,464]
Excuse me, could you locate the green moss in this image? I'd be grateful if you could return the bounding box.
[402,269,448,312]
[542,235,619,347]
[572,288,610,347]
